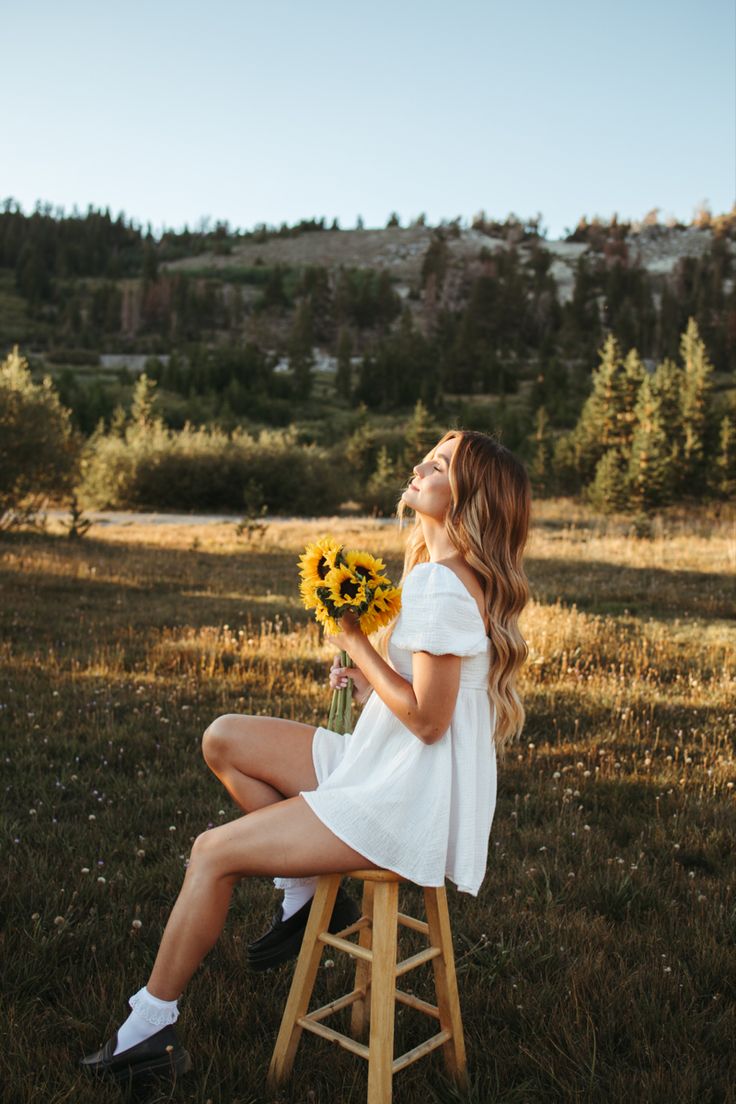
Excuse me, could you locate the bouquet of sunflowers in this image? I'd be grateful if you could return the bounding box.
[298,536,401,734]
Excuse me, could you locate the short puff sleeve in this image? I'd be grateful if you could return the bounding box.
[390,562,489,656]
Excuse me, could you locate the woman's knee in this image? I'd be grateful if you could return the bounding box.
[189,825,221,862]
[202,713,245,769]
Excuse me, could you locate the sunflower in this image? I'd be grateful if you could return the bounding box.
[344,549,391,589]
[298,536,343,610]
[359,584,402,634]
[325,564,370,610]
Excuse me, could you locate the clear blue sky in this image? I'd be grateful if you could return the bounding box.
[5,0,734,239]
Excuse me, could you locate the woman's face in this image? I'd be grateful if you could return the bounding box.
[402,436,459,521]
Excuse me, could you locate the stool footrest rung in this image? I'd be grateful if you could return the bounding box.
[397,911,429,935]
[297,1016,370,1060]
[303,987,366,1024]
[394,987,440,1019]
[333,916,371,939]
[392,1030,452,1074]
[318,931,373,961]
[396,945,441,977]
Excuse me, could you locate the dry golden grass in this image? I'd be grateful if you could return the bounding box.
[1,498,735,1103]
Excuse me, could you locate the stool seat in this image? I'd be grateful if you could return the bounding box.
[345,867,406,881]
[267,869,468,1103]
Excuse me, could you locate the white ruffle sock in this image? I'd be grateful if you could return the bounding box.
[112,985,180,1056]
[273,875,318,920]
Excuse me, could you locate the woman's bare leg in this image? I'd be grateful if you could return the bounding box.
[146,796,377,1000]
[201,714,320,813]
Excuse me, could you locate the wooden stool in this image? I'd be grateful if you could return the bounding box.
[267,869,468,1103]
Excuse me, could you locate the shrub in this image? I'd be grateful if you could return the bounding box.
[80,420,345,515]
[0,345,80,529]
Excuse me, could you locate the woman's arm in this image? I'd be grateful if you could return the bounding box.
[326,616,461,745]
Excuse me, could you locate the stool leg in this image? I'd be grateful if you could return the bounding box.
[423,886,468,1089]
[367,879,399,1104]
[267,873,341,1090]
[350,879,374,1039]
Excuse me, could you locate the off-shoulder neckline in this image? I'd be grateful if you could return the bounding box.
[409,561,490,637]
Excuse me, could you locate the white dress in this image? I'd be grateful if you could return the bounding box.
[300,561,497,896]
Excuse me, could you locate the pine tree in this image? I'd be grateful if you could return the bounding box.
[529,406,553,494]
[627,372,673,512]
[715,414,736,500]
[620,348,646,446]
[130,372,159,429]
[678,316,715,495]
[586,448,630,514]
[571,333,634,481]
[365,445,400,516]
[402,399,438,475]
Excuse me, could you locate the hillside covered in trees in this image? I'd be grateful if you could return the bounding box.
[1,200,734,521]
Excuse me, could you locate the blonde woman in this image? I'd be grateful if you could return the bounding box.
[81,428,531,1085]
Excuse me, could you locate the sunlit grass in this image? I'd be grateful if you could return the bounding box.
[1,498,735,1102]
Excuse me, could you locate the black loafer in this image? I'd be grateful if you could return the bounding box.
[80,1023,192,1085]
[247,885,361,972]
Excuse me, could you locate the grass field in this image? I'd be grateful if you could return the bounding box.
[2,500,735,1104]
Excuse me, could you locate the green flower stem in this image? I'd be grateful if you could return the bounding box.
[326,648,354,735]
[341,648,354,734]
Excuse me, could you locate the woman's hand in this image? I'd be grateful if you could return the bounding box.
[328,653,373,706]
[324,609,363,654]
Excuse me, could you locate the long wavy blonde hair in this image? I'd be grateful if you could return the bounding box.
[372,429,531,756]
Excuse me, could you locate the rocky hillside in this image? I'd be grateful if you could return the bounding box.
[162,223,732,305]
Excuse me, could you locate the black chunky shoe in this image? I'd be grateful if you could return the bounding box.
[247,884,361,972]
[80,1023,192,1086]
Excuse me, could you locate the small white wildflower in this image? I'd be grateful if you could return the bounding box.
[54,916,65,927]
[131,919,142,930]
[81,867,90,874]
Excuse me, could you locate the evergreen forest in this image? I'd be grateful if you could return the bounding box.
[1,199,735,520]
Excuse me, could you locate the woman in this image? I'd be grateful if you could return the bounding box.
[80,428,531,1085]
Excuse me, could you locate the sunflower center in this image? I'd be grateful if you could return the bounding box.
[340,579,360,600]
